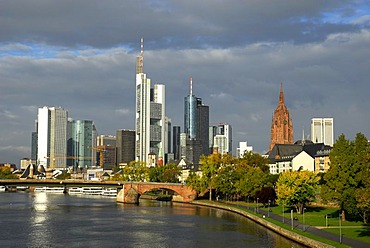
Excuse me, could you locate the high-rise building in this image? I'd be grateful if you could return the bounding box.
[31,131,37,164]
[37,106,68,169]
[311,118,334,146]
[116,129,135,165]
[270,84,294,151]
[135,38,166,165]
[210,123,232,155]
[236,141,253,158]
[96,135,116,169]
[97,135,116,147]
[172,126,181,160]
[71,120,96,169]
[183,78,209,165]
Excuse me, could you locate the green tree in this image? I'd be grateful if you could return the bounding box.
[148,163,181,183]
[322,133,370,222]
[355,188,370,224]
[161,163,181,183]
[122,161,149,182]
[0,167,18,179]
[235,166,270,200]
[186,171,207,195]
[215,164,238,200]
[237,151,270,172]
[199,153,223,200]
[276,170,320,214]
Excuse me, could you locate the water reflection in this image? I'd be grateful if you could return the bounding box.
[0,193,305,248]
[30,192,51,247]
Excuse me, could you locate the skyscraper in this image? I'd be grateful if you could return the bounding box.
[37,106,68,169]
[71,120,95,169]
[270,84,294,151]
[210,123,232,155]
[311,118,334,146]
[183,78,209,165]
[236,141,253,158]
[135,38,166,165]
[172,126,181,160]
[116,129,135,165]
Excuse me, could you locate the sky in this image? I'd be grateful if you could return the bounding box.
[1,0,370,165]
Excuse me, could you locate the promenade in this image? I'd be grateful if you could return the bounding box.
[235,202,369,248]
[193,200,369,248]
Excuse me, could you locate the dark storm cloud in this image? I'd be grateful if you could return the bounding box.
[0,0,364,49]
[0,0,369,164]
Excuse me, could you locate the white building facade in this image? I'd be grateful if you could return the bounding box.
[236,141,253,158]
[135,39,166,165]
[311,118,334,146]
[210,123,232,155]
[37,106,68,169]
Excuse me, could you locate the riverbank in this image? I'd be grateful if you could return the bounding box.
[190,200,342,248]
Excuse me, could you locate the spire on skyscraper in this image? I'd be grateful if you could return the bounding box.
[190,77,193,96]
[140,37,144,56]
[136,37,144,74]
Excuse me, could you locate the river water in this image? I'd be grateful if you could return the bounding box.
[0,192,305,247]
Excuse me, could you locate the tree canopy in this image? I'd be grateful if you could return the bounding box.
[186,152,271,201]
[276,170,320,214]
[321,133,370,222]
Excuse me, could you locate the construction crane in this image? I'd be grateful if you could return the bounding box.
[89,147,105,167]
[44,155,93,169]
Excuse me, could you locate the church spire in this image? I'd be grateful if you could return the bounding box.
[279,82,284,104]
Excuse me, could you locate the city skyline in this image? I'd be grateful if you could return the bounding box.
[0,1,370,165]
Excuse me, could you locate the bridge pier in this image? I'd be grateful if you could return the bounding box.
[116,185,140,204]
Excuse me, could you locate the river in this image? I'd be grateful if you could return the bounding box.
[0,192,305,247]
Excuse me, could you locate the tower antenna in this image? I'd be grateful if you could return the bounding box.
[190,77,193,96]
[140,37,144,56]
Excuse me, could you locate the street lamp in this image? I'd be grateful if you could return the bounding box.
[291,209,294,230]
[268,200,271,217]
[303,207,306,231]
[339,213,342,244]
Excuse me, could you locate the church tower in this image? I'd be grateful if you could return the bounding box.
[269,83,294,151]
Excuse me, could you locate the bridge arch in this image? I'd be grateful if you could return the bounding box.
[117,182,197,204]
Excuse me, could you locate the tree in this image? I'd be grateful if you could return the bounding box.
[161,163,181,183]
[276,170,320,214]
[237,151,270,172]
[148,163,181,183]
[186,171,207,195]
[199,153,223,200]
[215,164,238,200]
[235,166,270,200]
[122,161,149,182]
[255,187,277,206]
[0,167,17,179]
[355,188,370,224]
[322,133,370,222]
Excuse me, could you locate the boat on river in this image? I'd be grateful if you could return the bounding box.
[82,187,103,195]
[68,187,83,194]
[102,188,117,197]
[34,187,65,193]
[0,186,6,192]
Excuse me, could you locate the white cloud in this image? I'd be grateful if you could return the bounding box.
[115,108,130,116]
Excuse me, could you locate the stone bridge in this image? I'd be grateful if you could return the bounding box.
[0,179,197,204]
[116,182,197,204]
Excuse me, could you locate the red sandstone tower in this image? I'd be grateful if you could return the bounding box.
[269,83,294,151]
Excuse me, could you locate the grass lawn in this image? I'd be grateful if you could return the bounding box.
[217,201,351,247]
[258,203,370,244]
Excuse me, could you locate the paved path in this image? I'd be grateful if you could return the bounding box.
[231,203,369,248]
